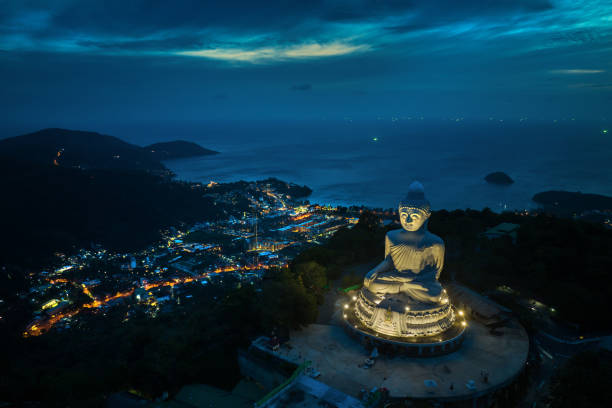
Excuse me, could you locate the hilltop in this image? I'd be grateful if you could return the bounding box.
[0,128,220,266]
[0,158,231,268]
[0,128,164,172]
[145,140,218,160]
[0,128,217,172]
[484,171,514,185]
[533,190,612,215]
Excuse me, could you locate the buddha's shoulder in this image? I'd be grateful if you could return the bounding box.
[425,231,444,246]
[386,229,403,240]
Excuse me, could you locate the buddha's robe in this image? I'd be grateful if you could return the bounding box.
[366,229,445,304]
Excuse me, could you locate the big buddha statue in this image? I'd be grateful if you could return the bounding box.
[354,181,456,338]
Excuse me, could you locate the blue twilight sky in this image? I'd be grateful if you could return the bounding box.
[1,0,611,132]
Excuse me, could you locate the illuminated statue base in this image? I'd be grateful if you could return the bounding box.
[343,287,466,356]
[355,287,455,338]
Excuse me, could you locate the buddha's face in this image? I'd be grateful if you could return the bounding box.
[399,207,428,231]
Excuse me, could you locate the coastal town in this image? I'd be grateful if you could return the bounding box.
[19,180,362,338]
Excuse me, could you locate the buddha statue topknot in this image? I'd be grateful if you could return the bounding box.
[354,181,456,338]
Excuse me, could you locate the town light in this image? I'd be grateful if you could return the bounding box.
[458,310,464,316]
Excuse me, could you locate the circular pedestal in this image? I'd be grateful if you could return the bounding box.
[344,306,466,356]
[354,287,456,338]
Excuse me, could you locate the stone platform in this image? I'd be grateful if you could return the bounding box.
[345,293,466,356]
[354,287,457,339]
[274,320,529,400]
[344,307,466,356]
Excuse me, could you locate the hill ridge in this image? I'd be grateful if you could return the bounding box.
[0,128,216,172]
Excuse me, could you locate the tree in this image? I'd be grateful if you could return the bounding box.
[294,261,327,293]
[549,350,612,408]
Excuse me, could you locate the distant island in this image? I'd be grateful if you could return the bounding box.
[484,171,514,185]
[0,128,216,173]
[533,190,612,215]
[145,140,218,161]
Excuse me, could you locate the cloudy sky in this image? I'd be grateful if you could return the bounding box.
[1,0,611,131]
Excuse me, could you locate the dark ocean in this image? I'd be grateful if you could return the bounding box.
[106,119,612,211]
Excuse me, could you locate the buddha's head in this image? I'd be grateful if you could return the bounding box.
[399,181,431,232]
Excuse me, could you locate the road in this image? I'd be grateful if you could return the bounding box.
[519,331,602,408]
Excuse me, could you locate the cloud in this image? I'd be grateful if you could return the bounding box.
[177,47,276,62]
[550,69,605,74]
[0,0,609,81]
[77,35,208,51]
[284,43,367,58]
[0,0,555,56]
[291,84,312,91]
[177,42,369,62]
